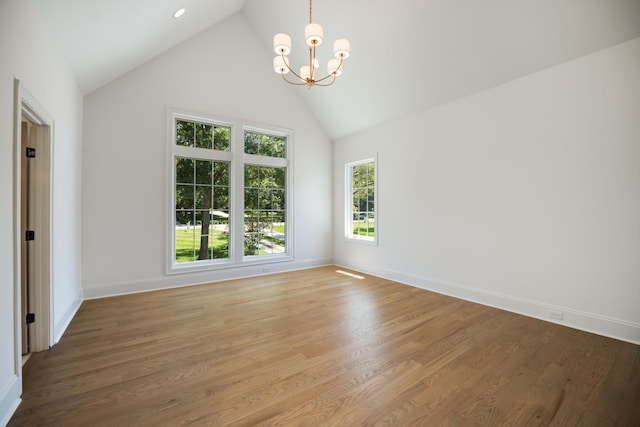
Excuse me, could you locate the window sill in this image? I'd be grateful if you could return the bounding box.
[167,253,294,275]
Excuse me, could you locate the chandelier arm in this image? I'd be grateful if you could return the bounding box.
[311,56,344,84]
[310,75,337,87]
[312,74,337,84]
[281,72,310,86]
[281,50,306,82]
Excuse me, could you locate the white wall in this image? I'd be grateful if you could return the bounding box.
[0,0,84,424]
[334,38,640,344]
[82,13,333,298]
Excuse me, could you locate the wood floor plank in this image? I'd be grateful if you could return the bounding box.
[8,266,640,426]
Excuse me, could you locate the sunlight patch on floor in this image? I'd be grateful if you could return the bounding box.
[336,269,365,280]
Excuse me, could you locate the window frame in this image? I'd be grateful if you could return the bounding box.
[344,153,378,245]
[167,109,294,274]
[242,126,292,260]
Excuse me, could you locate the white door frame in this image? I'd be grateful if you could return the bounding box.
[13,79,54,379]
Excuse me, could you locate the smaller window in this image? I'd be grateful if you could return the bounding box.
[345,155,377,243]
[176,119,230,151]
[244,130,286,158]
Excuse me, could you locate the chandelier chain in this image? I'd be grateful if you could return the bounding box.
[309,0,312,24]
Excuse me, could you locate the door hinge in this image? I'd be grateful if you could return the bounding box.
[25,230,35,241]
[26,313,35,324]
[26,147,36,158]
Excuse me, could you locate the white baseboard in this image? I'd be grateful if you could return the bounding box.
[54,293,83,344]
[83,258,332,299]
[0,375,21,427]
[335,260,640,345]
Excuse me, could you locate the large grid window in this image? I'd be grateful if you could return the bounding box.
[345,156,377,242]
[175,157,229,262]
[173,119,231,264]
[170,112,292,272]
[244,131,288,256]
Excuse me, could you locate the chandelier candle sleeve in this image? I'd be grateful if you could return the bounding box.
[300,66,312,80]
[274,33,292,55]
[305,23,323,46]
[272,0,350,87]
[334,39,351,59]
[273,56,289,74]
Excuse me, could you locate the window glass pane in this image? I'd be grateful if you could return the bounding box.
[214,162,229,186]
[175,211,195,263]
[244,206,260,256]
[175,157,230,263]
[176,210,193,227]
[275,168,285,188]
[176,158,194,184]
[209,214,229,259]
[196,160,212,185]
[244,132,259,155]
[353,216,375,237]
[244,164,286,257]
[367,188,375,212]
[244,131,286,158]
[367,163,375,187]
[265,135,286,158]
[347,159,376,241]
[178,118,230,152]
[176,120,194,147]
[214,126,230,151]
[260,166,274,183]
[245,165,260,187]
[195,186,212,209]
[245,188,259,210]
[259,188,272,210]
[244,234,259,256]
[213,186,228,210]
[195,123,213,149]
[194,210,211,261]
[176,185,194,210]
[273,189,285,210]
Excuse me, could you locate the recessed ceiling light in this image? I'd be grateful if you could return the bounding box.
[173,8,186,18]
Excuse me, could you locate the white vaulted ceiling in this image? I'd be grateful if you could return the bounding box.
[34,0,246,94]
[35,0,640,140]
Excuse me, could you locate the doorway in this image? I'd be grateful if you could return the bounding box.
[14,80,53,374]
[20,118,33,360]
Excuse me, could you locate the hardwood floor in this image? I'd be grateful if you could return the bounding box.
[9,266,640,426]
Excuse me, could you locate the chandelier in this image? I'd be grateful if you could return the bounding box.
[273,0,351,87]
